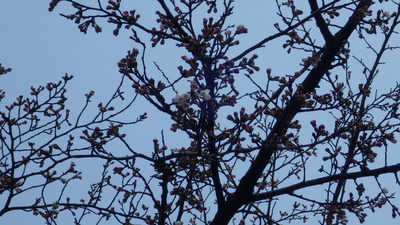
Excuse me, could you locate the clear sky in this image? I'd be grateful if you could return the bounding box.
[1,1,399,224]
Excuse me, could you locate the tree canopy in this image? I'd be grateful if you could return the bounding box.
[1,0,400,224]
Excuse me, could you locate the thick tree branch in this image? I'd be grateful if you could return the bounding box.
[231,0,339,62]
[210,1,372,224]
[308,0,333,43]
[250,164,400,202]
[5,1,399,224]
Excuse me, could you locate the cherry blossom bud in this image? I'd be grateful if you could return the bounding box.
[266,68,272,75]
[235,24,248,34]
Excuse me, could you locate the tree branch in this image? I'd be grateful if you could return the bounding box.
[308,0,333,43]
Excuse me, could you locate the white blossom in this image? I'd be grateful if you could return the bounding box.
[382,188,389,194]
[383,11,390,18]
[199,89,211,101]
[160,23,168,30]
[173,93,191,107]
[174,221,183,225]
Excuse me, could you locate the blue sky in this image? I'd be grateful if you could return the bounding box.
[1,1,131,101]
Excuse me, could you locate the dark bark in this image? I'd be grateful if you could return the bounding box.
[210,1,372,224]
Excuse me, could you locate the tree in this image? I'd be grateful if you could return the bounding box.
[1,0,400,224]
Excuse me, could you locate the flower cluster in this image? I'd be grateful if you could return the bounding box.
[172,89,211,107]
[172,93,191,107]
